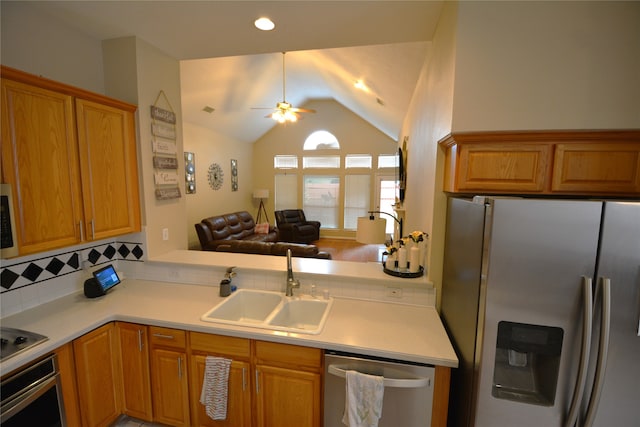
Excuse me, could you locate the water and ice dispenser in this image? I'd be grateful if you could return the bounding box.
[492,321,564,406]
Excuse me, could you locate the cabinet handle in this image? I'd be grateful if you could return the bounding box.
[152,333,175,340]
[178,356,183,379]
[255,369,260,394]
[90,219,95,239]
[137,329,144,352]
[242,367,247,392]
[79,221,85,241]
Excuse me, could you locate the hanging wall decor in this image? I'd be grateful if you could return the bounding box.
[231,159,238,191]
[151,90,181,200]
[207,163,224,190]
[185,152,196,194]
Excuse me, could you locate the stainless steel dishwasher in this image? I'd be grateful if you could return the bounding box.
[324,351,435,427]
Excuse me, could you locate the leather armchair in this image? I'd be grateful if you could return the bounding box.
[274,209,321,243]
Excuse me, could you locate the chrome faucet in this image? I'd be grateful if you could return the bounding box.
[285,249,300,296]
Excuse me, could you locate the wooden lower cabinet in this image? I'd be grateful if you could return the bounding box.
[254,341,323,427]
[149,326,190,426]
[54,342,82,427]
[255,365,322,427]
[72,323,122,427]
[116,322,152,422]
[62,324,448,427]
[189,332,252,427]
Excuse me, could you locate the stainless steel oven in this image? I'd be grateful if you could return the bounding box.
[1,354,66,427]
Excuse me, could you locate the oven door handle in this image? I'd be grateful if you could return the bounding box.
[328,364,430,389]
[0,374,59,424]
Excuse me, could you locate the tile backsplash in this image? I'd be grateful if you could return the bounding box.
[1,238,144,317]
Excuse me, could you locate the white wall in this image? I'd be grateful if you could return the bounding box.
[183,122,254,249]
[452,1,640,131]
[1,1,104,94]
[399,1,458,305]
[252,99,398,238]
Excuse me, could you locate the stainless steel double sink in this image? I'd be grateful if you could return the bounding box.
[201,289,333,335]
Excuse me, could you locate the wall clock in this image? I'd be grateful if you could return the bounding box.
[207,163,224,190]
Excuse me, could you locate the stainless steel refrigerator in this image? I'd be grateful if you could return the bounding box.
[441,197,640,427]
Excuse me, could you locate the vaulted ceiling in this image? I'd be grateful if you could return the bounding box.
[30,1,445,143]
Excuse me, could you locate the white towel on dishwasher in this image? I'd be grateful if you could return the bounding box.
[200,356,232,420]
[342,370,384,427]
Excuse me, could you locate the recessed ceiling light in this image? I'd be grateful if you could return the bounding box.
[254,17,275,31]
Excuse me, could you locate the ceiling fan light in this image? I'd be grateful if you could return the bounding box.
[254,17,275,31]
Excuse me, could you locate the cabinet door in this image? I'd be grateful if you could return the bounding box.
[73,323,122,427]
[455,143,550,193]
[75,98,140,241]
[1,79,83,255]
[191,354,252,427]
[54,343,82,427]
[255,365,321,427]
[552,142,640,194]
[117,322,152,421]
[151,347,190,426]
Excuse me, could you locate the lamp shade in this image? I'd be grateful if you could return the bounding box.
[356,217,387,244]
[253,189,269,199]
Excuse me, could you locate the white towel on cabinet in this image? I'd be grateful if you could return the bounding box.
[342,370,385,427]
[199,356,232,420]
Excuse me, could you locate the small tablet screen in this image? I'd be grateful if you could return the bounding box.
[93,264,121,292]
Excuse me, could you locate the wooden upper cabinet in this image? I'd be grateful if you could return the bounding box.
[440,130,640,196]
[0,66,140,256]
[552,142,640,194]
[76,99,140,240]
[1,79,84,254]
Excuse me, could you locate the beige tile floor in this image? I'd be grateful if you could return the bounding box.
[111,415,165,427]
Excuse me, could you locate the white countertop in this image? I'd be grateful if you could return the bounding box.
[0,279,457,376]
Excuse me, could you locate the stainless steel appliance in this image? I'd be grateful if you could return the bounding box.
[324,351,435,427]
[441,197,640,427]
[0,354,66,426]
[0,184,18,259]
[0,327,48,361]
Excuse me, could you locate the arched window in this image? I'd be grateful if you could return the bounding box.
[303,130,340,150]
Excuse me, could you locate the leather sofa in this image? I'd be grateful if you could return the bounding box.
[195,211,278,251]
[215,240,331,259]
[274,209,321,243]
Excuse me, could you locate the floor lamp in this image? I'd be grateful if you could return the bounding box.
[253,189,269,224]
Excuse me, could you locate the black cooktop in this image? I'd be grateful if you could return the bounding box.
[0,326,48,361]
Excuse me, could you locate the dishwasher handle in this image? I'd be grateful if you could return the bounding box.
[328,364,430,389]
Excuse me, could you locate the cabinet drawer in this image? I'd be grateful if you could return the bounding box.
[149,326,186,349]
[189,332,250,359]
[254,341,322,371]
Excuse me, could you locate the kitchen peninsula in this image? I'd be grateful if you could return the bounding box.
[1,251,457,427]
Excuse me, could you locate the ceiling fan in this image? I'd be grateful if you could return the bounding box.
[252,52,315,123]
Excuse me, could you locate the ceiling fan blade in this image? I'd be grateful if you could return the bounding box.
[290,107,316,113]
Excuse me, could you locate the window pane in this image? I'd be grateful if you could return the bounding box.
[275,174,297,210]
[345,155,372,169]
[378,154,399,169]
[344,175,370,230]
[274,155,298,169]
[379,179,397,234]
[303,130,340,150]
[303,176,339,229]
[303,156,340,169]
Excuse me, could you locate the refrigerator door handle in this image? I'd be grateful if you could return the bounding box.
[564,276,594,427]
[583,277,611,427]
